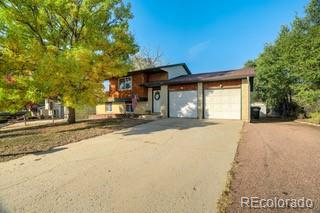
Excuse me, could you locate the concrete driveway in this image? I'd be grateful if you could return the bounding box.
[0,118,243,213]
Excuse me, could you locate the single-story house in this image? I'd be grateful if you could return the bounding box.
[96,63,255,121]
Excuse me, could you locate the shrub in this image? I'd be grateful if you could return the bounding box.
[310,112,320,124]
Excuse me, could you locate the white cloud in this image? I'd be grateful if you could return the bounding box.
[188,40,211,58]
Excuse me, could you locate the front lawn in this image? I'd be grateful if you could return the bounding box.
[0,118,150,162]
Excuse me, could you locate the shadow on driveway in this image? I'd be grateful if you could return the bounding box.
[116,118,218,136]
[0,203,9,213]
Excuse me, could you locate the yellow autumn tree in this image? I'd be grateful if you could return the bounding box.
[0,0,138,123]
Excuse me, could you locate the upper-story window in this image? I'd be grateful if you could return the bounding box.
[103,80,110,92]
[118,77,132,90]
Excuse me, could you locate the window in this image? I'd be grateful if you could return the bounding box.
[118,77,132,90]
[105,103,112,112]
[125,103,133,113]
[103,80,110,92]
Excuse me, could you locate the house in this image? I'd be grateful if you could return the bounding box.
[35,99,67,119]
[96,63,255,121]
[43,99,66,119]
[41,99,95,120]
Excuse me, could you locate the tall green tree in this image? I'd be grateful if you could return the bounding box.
[290,0,320,113]
[253,0,320,116]
[255,26,296,116]
[0,0,138,123]
[244,59,256,68]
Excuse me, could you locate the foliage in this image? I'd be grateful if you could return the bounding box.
[253,0,320,116]
[310,112,320,124]
[0,39,41,112]
[0,0,138,122]
[244,60,256,68]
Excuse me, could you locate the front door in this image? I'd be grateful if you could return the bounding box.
[153,90,161,113]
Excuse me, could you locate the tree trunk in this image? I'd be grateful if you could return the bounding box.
[67,107,76,124]
[52,110,55,124]
[282,98,288,118]
[24,115,27,126]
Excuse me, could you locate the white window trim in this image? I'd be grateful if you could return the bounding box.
[118,76,132,91]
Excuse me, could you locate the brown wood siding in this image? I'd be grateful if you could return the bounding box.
[132,73,148,98]
[168,83,198,91]
[147,71,168,82]
[107,77,131,99]
[107,73,148,99]
[203,79,241,89]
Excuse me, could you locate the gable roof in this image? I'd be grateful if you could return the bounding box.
[129,63,191,74]
[143,67,255,87]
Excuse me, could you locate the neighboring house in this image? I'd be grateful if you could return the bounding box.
[42,99,96,120]
[96,63,255,121]
[39,99,67,119]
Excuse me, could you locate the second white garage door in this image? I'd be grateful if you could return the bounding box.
[204,88,241,119]
[169,90,198,118]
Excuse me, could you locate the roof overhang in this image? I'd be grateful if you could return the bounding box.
[143,68,255,87]
[129,63,191,75]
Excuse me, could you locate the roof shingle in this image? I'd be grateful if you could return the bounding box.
[143,67,255,87]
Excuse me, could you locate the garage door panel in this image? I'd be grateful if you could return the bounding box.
[204,89,241,119]
[169,91,198,118]
[213,112,239,119]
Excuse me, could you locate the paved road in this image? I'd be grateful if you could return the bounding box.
[0,119,242,213]
[228,121,320,212]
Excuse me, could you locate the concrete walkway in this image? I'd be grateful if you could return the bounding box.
[0,119,243,213]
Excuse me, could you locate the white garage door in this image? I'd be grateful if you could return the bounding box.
[204,88,241,119]
[169,90,198,118]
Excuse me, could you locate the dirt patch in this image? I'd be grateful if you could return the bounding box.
[217,123,245,213]
[227,122,320,212]
[217,162,237,213]
[0,118,151,162]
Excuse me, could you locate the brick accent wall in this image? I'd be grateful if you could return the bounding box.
[168,83,198,91]
[203,79,241,89]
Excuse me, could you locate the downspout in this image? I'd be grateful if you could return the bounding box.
[247,76,251,122]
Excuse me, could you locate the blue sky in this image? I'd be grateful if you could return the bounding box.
[128,0,309,73]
